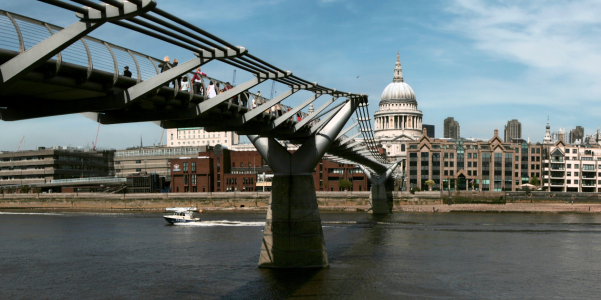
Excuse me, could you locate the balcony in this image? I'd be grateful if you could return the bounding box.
[550,164,565,170]
[551,158,564,163]
[550,180,565,186]
[550,172,565,179]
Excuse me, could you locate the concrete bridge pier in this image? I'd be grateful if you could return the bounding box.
[359,160,402,214]
[248,97,361,268]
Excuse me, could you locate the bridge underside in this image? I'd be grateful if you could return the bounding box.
[0,50,316,143]
[0,1,397,269]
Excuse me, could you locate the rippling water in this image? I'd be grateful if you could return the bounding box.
[1,210,601,299]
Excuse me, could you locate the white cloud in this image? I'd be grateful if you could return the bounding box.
[446,0,601,79]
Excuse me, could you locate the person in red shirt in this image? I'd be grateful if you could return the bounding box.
[191,67,206,95]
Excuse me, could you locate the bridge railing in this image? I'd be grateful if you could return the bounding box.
[50,177,126,184]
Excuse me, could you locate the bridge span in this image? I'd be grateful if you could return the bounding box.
[0,0,403,268]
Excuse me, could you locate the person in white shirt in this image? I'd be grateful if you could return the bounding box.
[180,76,190,92]
[207,81,217,98]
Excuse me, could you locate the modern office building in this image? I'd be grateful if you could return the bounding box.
[423,124,435,138]
[504,119,521,142]
[0,147,114,187]
[569,126,584,144]
[114,146,210,182]
[405,128,543,191]
[542,134,601,192]
[443,117,460,139]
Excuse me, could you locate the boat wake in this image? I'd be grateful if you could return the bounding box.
[0,212,64,216]
[173,220,266,227]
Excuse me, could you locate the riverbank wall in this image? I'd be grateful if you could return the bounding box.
[2,191,601,211]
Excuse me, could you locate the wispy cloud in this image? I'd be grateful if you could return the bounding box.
[445,0,601,81]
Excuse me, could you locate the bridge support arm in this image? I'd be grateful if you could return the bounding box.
[358,160,402,214]
[245,97,360,268]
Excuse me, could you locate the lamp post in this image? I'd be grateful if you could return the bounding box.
[80,158,84,179]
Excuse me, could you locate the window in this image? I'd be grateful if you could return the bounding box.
[450,153,455,159]
[468,170,472,176]
[450,170,454,176]
[450,162,454,167]
[567,172,571,176]
[567,180,571,184]
[444,153,448,158]
[575,172,579,176]
[444,170,448,176]
[468,162,472,167]
[192,175,197,185]
[183,162,188,172]
[136,160,141,164]
[240,162,243,167]
[115,161,120,165]
[473,162,478,167]
[531,148,535,154]
[575,180,579,184]
[444,162,448,167]
[575,164,579,169]
[184,175,188,185]
[573,149,577,154]
[468,153,472,159]
[473,154,477,159]
[135,168,141,172]
[567,164,572,168]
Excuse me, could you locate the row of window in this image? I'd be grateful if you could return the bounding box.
[177,140,224,145]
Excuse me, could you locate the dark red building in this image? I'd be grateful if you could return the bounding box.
[170,146,368,193]
[170,156,213,193]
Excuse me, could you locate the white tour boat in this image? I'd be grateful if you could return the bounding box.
[163,207,202,224]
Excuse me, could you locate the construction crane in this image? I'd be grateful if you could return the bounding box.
[16,136,24,151]
[157,129,165,146]
[92,124,101,150]
[270,81,276,99]
[232,69,236,86]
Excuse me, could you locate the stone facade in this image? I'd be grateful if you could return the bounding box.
[374,53,422,161]
[406,129,543,191]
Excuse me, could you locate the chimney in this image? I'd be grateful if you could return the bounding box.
[423,127,428,136]
[494,129,499,137]
[558,133,564,142]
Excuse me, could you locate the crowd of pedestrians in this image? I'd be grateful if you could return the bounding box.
[148,55,310,122]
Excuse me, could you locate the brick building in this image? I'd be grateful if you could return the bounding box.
[406,129,543,191]
[170,156,213,193]
[170,146,369,193]
[314,159,368,191]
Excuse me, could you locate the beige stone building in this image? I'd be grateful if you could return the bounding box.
[406,129,543,191]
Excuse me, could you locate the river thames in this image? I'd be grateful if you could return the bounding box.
[1,211,600,299]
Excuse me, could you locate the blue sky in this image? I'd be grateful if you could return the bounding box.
[2,0,601,150]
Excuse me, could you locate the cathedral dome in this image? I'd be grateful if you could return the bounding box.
[381,81,416,102]
[380,53,416,103]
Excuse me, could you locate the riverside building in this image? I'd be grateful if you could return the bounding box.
[405,129,543,191]
[0,147,114,187]
[167,127,239,149]
[542,134,601,192]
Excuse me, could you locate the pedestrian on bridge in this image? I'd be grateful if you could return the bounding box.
[192,67,206,95]
[172,59,181,88]
[207,81,217,98]
[122,66,132,78]
[180,76,190,92]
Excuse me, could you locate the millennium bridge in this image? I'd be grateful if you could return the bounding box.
[0,0,402,268]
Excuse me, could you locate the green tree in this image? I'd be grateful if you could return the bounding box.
[424,180,435,191]
[530,176,540,186]
[20,185,30,194]
[338,178,353,190]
